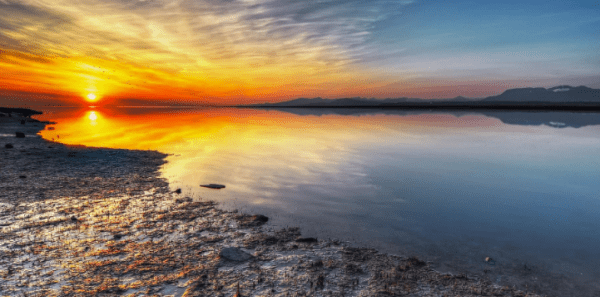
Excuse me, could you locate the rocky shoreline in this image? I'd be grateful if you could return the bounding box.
[0,109,541,296]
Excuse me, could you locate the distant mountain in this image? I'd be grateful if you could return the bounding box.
[482,85,600,102]
[247,96,468,107]
[242,85,600,109]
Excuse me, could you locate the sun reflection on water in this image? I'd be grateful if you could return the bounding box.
[36,107,504,202]
[88,111,98,122]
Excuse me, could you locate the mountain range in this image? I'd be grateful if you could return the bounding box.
[243,85,600,110]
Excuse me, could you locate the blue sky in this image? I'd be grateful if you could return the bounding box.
[372,1,599,83]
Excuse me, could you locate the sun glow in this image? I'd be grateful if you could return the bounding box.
[87,93,97,101]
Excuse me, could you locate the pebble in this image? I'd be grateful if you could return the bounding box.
[220,247,253,262]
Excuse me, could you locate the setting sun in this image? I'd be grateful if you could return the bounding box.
[87,93,97,101]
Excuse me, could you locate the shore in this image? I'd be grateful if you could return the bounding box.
[0,110,541,296]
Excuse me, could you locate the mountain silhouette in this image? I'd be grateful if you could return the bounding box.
[243,85,600,110]
[482,85,599,103]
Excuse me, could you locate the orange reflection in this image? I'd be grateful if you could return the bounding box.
[39,108,490,149]
[38,108,506,153]
[37,107,504,196]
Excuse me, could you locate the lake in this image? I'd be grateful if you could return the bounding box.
[35,107,600,295]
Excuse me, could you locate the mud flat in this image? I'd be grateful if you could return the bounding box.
[0,110,541,296]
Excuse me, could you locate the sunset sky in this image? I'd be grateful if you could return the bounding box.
[1,0,599,106]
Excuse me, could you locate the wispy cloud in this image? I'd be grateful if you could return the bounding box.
[2,0,598,102]
[0,0,416,102]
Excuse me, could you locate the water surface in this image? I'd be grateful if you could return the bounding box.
[36,107,600,296]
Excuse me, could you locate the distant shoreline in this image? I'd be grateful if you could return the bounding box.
[238,102,600,111]
[238,85,600,111]
[0,107,43,117]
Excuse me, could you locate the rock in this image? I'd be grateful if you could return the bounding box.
[219,247,253,262]
[485,257,496,265]
[15,132,25,138]
[174,188,182,194]
[263,236,279,245]
[407,256,426,267]
[296,237,318,243]
[71,216,78,222]
[5,144,13,149]
[200,183,225,189]
[237,214,269,227]
[114,234,123,240]
[19,175,26,179]
[253,214,268,223]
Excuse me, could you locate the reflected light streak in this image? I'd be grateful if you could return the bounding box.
[88,111,98,121]
[37,107,505,198]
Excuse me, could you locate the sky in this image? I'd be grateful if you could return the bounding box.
[0,0,599,106]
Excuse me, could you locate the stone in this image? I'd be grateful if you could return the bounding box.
[236,214,269,227]
[200,183,226,189]
[485,257,496,265]
[15,132,25,138]
[252,215,268,223]
[5,144,13,149]
[296,237,318,243]
[219,247,253,262]
[174,188,182,194]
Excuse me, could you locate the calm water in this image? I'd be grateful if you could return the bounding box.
[35,107,600,295]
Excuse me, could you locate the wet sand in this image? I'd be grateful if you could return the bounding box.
[0,110,541,296]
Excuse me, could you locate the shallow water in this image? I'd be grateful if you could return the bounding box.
[35,107,600,295]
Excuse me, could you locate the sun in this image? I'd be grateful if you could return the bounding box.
[86,93,97,101]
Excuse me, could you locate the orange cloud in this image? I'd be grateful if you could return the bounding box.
[2,0,411,105]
